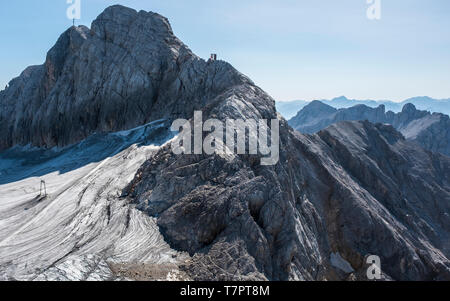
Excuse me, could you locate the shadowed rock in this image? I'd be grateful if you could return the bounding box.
[289,101,450,157]
[0,5,251,151]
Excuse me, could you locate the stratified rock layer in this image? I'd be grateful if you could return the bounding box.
[289,101,450,156]
[1,5,449,281]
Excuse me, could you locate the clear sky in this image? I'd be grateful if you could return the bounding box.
[1,0,450,102]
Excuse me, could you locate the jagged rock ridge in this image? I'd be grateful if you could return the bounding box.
[0,5,449,281]
[0,5,251,151]
[289,101,450,157]
[277,96,450,119]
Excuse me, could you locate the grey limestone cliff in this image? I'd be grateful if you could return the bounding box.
[1,5,449,281]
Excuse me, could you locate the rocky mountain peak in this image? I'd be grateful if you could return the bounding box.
[0,5,258,151]
[402,103,417,114]
[46,25,90,64]
[43,25,90,95]
[291,100,336,121]
[332,96,348,101]
[289,100,450,157]
[377,104,386,112]
[1,5,449,282]
[307,100,335,110]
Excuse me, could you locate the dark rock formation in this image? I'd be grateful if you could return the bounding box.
[0,5,251,151]
[289,101,450,156]
[125,113,450,281]
[1,5,449,281]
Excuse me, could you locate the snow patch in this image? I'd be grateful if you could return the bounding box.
[0,121,187,281]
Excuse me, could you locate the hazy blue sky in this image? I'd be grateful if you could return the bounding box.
[1,0,450,101]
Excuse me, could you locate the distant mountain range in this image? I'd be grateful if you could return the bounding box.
[277,96,450,119]
[289,100,450,157]
[1,5,450,281]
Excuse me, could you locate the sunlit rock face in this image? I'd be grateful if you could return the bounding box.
[1,5,449,281]
[0,5,251,151]
[289,101,450,157]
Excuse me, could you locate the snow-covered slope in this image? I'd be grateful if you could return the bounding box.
[289,101,450,157]
[0,121,189,281]
[1,5,449,281]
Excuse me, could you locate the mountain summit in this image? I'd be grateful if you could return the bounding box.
[0,5,449,281]
[0,5,253,151]
[289,101,450,156]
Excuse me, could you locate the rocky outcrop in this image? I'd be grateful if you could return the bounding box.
[289,101,450,156]
[277,96,450,119]
[1,5,449,281]
[125,115,450,280]
[0,5,251,151]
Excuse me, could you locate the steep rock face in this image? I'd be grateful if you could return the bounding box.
[289,101,450,156]
[401,113,450,156]
[0,5,250,150]
[126,112,450,281]
[1,5,449,281]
